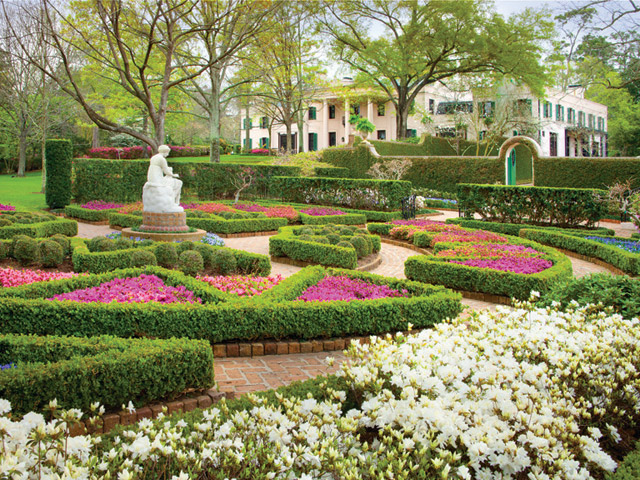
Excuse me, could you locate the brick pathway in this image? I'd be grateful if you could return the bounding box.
[73,212,635,396]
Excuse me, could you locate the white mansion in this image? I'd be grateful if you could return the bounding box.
[241,80,608,157]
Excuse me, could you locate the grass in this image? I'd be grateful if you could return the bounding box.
[0,171,47,211]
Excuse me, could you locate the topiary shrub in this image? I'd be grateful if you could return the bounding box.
[87,237,115,253]
[193,243,213,268]
[312,236,330,244]
[10,235,31,256]
[361,235,374,256]
[14,237,39,266]
[114,238,134,250]
[349,236,368,258]
[131,250,157,268]
[327,234,341,245]
[45,139,72,209]
[176,241,196,254]
[155,243,179,268]
[0,242,7,260]
[336,241,355,250]
[179,250,204,276]
[49,234,70,256]
[211,249,237,275]
[0,218,12,227]
[38,240,64,267]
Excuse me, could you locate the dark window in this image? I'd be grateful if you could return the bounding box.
[556,104,565,122]
[479,101,495,117]
[479,130,486,141]
[436,127,456,138]
[543,101,553,118]
[568,108,576,124]
[329,105,336,119]
[436,101,473,115]
[514,99,532,116]
[259,137,268,148]
[243,118,253,130]
[578,111,585,126]
[550,132,558,156]
[308,107,317,120]
[588,113,595,129]
[351,104,360,115]
[377,104,385,116]
[377,130,386,140]
[328,132,336,147]
[406,129,417,138]
[308,132,318,151]
[243,138,252,149]
[428,99,435,114]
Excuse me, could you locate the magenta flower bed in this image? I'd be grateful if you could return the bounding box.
[197,274,283,296]
[297,276,407,302]
[391,219,459,232]
[449,257,553,274]
[436,243,542,258]
[0,204,16,212]
[47,274,201,304]
[81,200,124,210]
[0,268,79,287]
[233,203,268,213]
[300,207,346,216]
[432,230,507,245]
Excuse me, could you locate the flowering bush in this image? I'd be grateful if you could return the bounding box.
[47,274,201,304]
[232,203,267,213]
[80,200,124,210]
[0,363,16,370]
[300,207,346,216]
[233,203,299,222]
[1,304,638,479]
[297,275,407,302]
[436,243,543,258]
[249,148,270,155]
[0,203,16,211]
[389,224,420,240]
[585,236,640,254]
[450,256,553,274]
[391,219,460,231]
[431,229,507,245]
[190,202,235,214]
[197,274,283,296]
[199,232,225,247]
[117,202,143,214]
[0,268,78,287]
[86,146,151,159]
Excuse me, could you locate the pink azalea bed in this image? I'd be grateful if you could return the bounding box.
[197,274,283,296]
[0,268,79,287]
[300,207,346,216]
[47,274,201,304]
[449,257,553,274]
[297,276,407,302]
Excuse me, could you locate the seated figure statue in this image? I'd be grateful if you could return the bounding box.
[142,145,184,213]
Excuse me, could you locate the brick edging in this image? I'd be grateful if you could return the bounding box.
[109,225,124,231]
[554,247,630,276]
[76,219,111,225]
[379,237,430,254]
[270,253,382,271]
[457,289,512,306]
[218,230,279,238]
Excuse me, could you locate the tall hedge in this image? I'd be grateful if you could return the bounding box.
[535,157,640,189]
[322,144,504,193]
[72,158,302,203]
[45,139,72,209]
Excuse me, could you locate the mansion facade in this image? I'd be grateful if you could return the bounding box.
[241,80,608,158]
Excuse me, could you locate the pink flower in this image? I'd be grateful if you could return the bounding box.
[196,274,283,296]
[0,268,79,287]
[81,200,124,210]
[449,257,553,274]
[0,204,16,212]
[296,276,408,302]
[300,208,346,216]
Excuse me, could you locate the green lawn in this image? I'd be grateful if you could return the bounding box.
[0,171,47,211]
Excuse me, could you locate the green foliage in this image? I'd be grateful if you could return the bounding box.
[185,216,287,234]
[13,237,39,266]
[300,213,366,225]
[155,243,179,268]
[269,225,379,268]
[535,157,640,190]
[405,236,573,300]
[72,159,301,203]
[38,240,64,268]
[0,334,214,415]
[131,249,157,267]
[87,236,116,253]
[607,442,640,480]
[322,144,504,193]
[179,250,204,276]
[0,266,462,343]
[314,167,351,178]
[211,249,237,275]
[519,229,640,276]
[45,139,73,209]
[273,176,412,211]
[540,273,640,319]
[50,234,71,256]
[457,184,607,227]
[0,215,77,240]
[64,205,118,222]
[446,218,615,237]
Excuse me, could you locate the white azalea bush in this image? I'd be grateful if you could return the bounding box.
[1,303,639,479]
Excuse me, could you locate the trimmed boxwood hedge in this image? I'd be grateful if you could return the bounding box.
[457,183,606,227]
[0,265,463,343]
[535,157,640,190]
[404,235,573,300]
[273,176,412,211]
[445,218,615,237]
[269,225,381,269]
[519,229,640,276]
[0,217,78,239]
[0,334,214,415]
[64,204,119,222]
[45,139,72,209]
[299,212,366,225]
[313,166,351,178]
[72,240,271,275]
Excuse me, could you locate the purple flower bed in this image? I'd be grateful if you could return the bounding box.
[300,207,346,216]
[0,204,16,211]
[297,276,408,302]
[81,200,124,210]
[47,274,201,304]
[449,257,553,274]
[233,203,268,213]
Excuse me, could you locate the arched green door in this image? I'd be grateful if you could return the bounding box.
[507,149,517,185]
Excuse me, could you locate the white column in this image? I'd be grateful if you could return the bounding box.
[344,98,350,143]
[322,99,329,149]
[367,99,374,122]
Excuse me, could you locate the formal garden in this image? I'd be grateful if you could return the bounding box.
[0,135,639,479]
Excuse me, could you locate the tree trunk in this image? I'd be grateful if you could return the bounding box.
[17,130,27,177]
[285,123,293,154]
[92,127,100,149]
[244,104,251,152]
[297,111,304,153]
[395,101,409,140]
[209,68,222,163]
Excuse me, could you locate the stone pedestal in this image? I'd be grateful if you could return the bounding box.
[121,211,207,242]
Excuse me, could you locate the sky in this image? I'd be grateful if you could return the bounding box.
[495,0,565,16]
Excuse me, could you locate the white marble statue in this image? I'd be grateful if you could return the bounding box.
[142,145,184,213]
